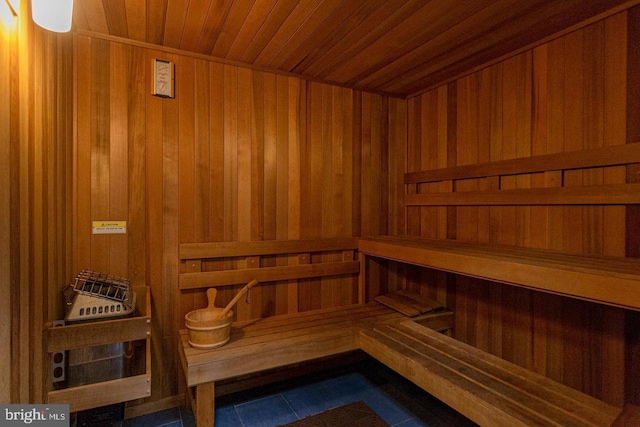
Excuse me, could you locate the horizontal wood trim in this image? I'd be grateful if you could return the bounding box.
[179,238,359,260]
[47,374,151,412]
[404,183,640,206]
[358,236,640,311]
[178,261,360,290]
[405,142,640,184]
[45,317,151,352]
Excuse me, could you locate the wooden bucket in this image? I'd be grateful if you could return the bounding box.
[185,307,233,349]
[184,281,258,349]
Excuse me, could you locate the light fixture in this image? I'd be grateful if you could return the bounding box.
[4,0,18,16]
[0,0,18,24]
[31,0,73,33]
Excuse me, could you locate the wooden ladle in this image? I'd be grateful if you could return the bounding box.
[206,287,218,309]
[217,279,259,319]
[186,287,222,323]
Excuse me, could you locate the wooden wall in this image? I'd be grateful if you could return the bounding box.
[73,34,403,406]
[394,8,640,407]
[5,0,637,412]
[0,2,74,405]
[0,4,15,406]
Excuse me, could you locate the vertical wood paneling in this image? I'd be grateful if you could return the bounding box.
[2,3,74,404]
[515,53,533,248]
[109,43,129,278]
[562,30,585,254]
[209,62,225,243]
[73,35,395,403]
[419,91,436,239]
[161,51,181,398]
[127,45,147,293]
[286,78,301,312]
[75,36,92,273]
[625,5,640,407]
[194,59,211,243]
[476,68,492,244]
[406,96,421,236]
[178,57,196,245]
[144,48,165,401]
[499,55,519,247]
[582,23,604,255]
[530,44,548,250]
[89,38,111,273]
[456,74,479,243]
[602,12,627,258]
[545,37,566,252]
[0,11,15,404]
[388,98,407,237]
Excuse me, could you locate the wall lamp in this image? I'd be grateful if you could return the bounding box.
[32,0,74,33]
[3,0,18,16]
[1,0,18,24]
[1,0,74,32]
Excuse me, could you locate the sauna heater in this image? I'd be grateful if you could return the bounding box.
[60,270,137,425]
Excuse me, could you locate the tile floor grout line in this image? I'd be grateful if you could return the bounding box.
[234,392,280,409]
[233,404,247,427]
[280,392,301,421]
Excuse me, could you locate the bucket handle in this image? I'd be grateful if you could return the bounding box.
[219,279,259,318]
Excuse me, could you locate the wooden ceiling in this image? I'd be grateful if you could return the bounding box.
[73,0,634,98]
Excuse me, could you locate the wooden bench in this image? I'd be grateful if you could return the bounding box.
[356,235,640,426]
[358,235,640,311]
[177,238,455,426]
[178,237,637,426]
[179,302,454,426]
[361,320,621,427]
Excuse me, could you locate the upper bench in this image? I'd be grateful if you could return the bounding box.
[358,235,640,312]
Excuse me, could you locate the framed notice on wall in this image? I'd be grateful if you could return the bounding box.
[152,59,175,98]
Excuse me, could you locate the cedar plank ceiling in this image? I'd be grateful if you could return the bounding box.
[74,0,632,98]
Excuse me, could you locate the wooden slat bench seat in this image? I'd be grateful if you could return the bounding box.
[179,302,454,426]
[360,320,622,427]
[358,235,640,311]
[179,237,633,426]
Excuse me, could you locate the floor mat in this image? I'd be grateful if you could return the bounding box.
[278,400,390,427]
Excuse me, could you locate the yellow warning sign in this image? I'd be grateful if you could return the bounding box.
[92,221,127,234]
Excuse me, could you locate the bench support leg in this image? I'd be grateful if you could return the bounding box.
[196,382,215,427]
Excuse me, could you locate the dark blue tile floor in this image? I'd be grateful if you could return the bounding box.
[123,358,477,427]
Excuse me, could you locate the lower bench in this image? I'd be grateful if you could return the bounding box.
[360,320,622,427]
[179,302,626,427]
[179,302,453,426]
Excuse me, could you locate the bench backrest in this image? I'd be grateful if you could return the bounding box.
[179,238,363,303]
